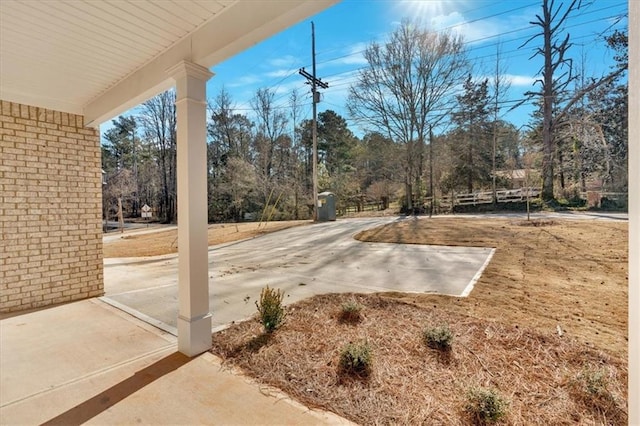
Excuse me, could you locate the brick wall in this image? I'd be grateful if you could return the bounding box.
[0,100,103,312]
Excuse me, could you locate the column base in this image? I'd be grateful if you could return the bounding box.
[177,312,212,357]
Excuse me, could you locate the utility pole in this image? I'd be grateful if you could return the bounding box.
[299,21,328,221]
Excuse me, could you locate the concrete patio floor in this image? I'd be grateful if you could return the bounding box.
[103,217,495,334]
[0,298,352,425]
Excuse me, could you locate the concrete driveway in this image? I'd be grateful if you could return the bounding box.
[103,217,494,334]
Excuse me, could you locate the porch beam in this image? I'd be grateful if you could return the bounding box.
[83,0,338,127]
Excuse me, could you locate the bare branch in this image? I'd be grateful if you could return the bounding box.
[555,67,626,125]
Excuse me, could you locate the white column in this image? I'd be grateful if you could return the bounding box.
[167,61,213,357]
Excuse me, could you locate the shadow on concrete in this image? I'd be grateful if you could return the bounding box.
[41,352,191,426]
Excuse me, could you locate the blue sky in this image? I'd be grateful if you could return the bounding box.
[102,0,628,138]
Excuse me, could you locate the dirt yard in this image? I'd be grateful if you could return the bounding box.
[103,220,310,258]
[354,217,628,359]
[105,216,628,357]
[105,216,629,424]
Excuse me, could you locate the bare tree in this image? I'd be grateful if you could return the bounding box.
[103,168,136,232]
[220,157,256,222]
[490,42,511,203]
[519,0,625,201]
[289,89,306,219]
[347,21,468,211]
[139,90,177,223]
[208,88,253,162]
[521,0,582,200]
[102,116,139,216]
[251,88,289,180]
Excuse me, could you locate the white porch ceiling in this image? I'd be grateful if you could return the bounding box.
[0,0,337,127]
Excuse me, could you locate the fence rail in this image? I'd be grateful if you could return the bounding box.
[343,188,627,215]
[430,187,541,209]
[344,201,384,214]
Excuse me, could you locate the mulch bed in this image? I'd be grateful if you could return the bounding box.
[211,293,627,425]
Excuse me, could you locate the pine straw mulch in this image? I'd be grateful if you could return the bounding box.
[211,293,627,425]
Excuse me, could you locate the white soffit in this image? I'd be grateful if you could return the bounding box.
[0,0,338,127]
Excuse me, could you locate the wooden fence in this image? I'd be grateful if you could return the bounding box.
[342,188,626,215]
[343,201,384,214]
[426,187,541,211]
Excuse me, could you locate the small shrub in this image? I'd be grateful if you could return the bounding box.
[255,286,286,333]
[572,367,622,419]
[517,219,556,227]
[423,324,454,351]
[578,368,609,397]
[465,387,508,424]
[339,341,372,377]
[339,300,363,323]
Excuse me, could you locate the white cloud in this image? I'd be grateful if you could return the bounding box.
[325,69,360,87]
[268,55,299,68]
[318,42,369,68]
[265,69,296,78]
[270,79,306,98]
[475,73,537,88]
[341,42,369,65]
[426,12,511,45]
[394,3,535,46]
[226,75,262,88]
[395,0,464,21]
[505,74,537,87]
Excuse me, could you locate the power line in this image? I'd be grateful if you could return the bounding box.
[209,3,627,125]
[316,23,625,88]
[234,3,626,90]
[314,8,626,71]
[314,0,539,60]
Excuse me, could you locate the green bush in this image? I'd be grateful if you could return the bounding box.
[465,387,508,424]
[255,286,286,333]
[573,368,623,421]
[339,300,363,323]
[339,341,372,377]
[423,324,454,351]
[600,196,627,210]
[578,368,609,397]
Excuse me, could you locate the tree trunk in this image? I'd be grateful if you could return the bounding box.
[558,149,566,190]
[467,132,473,193]
[541,1,555,201]
[405,142,414,212]
[405,181,413,211]
[541,128,555,200]
[117,197,124,233]
[429,127,434,217]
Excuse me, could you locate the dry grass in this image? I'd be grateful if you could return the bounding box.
[209,216,627,424]
[105,213,628,423]
[103,220,309,258]
[356,217,628,359]
[211,293,628,425]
